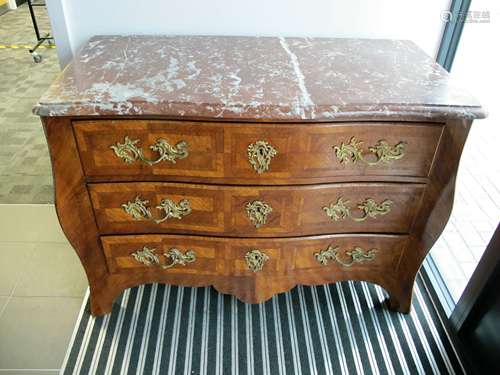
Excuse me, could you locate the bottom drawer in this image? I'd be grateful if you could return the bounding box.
[101,234,408,277]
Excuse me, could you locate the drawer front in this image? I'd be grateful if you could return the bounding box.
[75,120,442,183]
[75,120,224,179]
[101,234,407,277]
[89,182,424,236]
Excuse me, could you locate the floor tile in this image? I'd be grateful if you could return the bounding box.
[32,205,67,243]
[0,296,82,369]
[460,262,478,281]
[446,279,467,302]
[0,296,9,316]
[436,252,466,281]
[469,245,487,261]
[0,205,45,242]
[478,231,495,245]
[0,205,67,243]
[0,243,35,296]
[14,242,87,298]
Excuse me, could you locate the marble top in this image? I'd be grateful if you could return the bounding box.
[34,35,486,120]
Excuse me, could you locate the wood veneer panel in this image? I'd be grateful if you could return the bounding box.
[89,182,424,237]
[74,120,442,184]
[101,233,408,304]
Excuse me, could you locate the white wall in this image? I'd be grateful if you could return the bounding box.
[46,0,451,67]
[7,0,17,10]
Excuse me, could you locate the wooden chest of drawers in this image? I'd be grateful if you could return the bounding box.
[34,36,485,316]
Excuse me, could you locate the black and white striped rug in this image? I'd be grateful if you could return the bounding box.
[61,274,465,374]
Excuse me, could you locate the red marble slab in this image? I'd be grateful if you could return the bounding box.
[33,35,486,120]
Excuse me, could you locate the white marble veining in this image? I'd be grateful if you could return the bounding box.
[33,35,486,120]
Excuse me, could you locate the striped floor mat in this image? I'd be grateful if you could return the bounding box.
[61,274,465,374]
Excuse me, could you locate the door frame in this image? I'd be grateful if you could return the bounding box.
[436,0,472,71]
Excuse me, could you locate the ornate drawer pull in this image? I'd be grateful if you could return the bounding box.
[247,140,278,174]
[131,246,160,266]
[110,136,189,166]
[245,249,269,272]
[122,195,192,224]
[131,246,196,269]
[323,197,392,222]
[333,137,406,165]
[246,200,273,228]
[163,248,197,269]
[314,245,376,267]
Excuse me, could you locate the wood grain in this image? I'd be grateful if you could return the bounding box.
[89,181,424,237]
[41,115,472,316]
[101,233,408,304]
[42,117,111,315]
[74,120,443,184]
[383,118,472,312]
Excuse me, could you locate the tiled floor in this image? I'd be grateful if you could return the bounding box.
[0,204,87,374]
[0,7,81,373]
[0,4,59,204]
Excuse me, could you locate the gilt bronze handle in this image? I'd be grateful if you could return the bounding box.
[131,246,160,266]
[314,245,376,267]
[247,140,278,174]
[110,136,189,166]
[323,197,392,222]
[163,248,197,269]
[122,195,192,223]
[333,137,406,165]
[131,246,196,269]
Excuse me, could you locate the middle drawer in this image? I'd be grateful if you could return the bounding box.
[89,182,424,237]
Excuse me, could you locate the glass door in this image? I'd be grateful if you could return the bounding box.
[428,0,500,313]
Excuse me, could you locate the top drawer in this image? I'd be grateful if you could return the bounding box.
[74,120,442,184]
